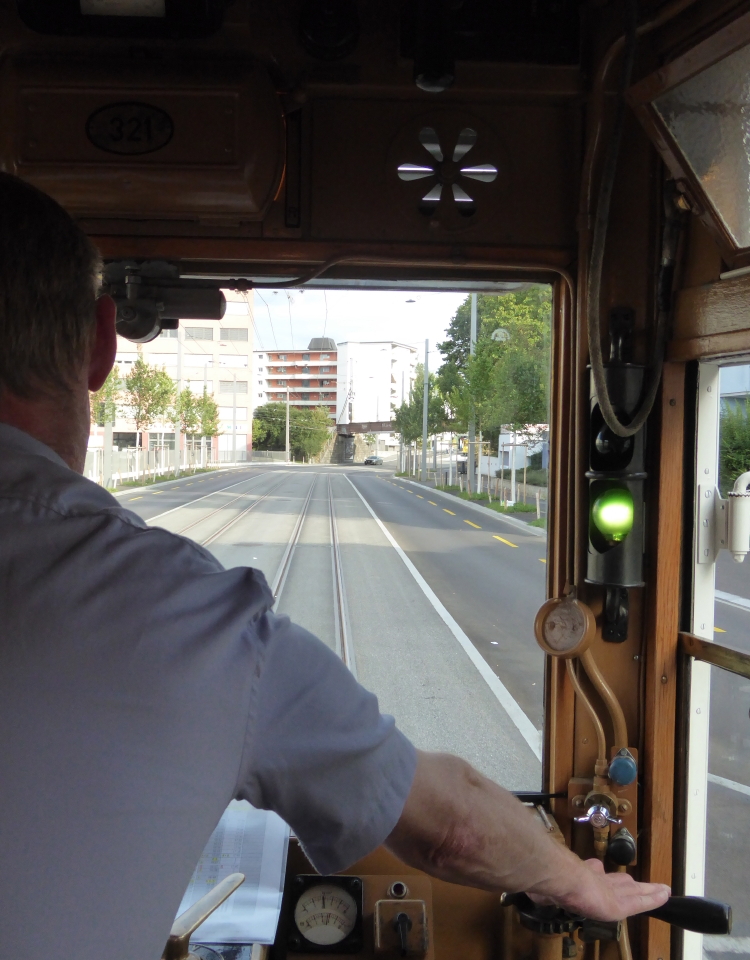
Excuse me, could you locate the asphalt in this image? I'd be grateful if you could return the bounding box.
[123,463,750,945]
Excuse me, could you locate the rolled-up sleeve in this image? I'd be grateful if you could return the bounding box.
[237,610,417,874]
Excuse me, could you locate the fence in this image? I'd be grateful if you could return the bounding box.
[84,443,225,489]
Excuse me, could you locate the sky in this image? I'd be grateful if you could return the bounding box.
[249,289,468,366]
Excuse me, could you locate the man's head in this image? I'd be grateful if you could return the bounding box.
[0,173,116,470]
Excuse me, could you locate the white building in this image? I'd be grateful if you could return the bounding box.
[91,290,253,457]
[337,340,417,453]
[336,342,417,441]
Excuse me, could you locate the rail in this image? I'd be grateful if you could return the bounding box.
[679,632,750,680]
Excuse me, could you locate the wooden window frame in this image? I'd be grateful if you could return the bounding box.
[628,11,750,268]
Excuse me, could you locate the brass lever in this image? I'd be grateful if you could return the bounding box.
[162,872,245,960]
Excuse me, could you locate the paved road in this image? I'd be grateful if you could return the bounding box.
[120,463,749,947]
[122,463,544,790]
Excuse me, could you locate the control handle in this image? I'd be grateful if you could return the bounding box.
[643,896,731,935]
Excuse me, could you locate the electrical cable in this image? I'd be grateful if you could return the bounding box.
[287,291,295,349]
[254,291,279,349]
[585,0,697,439]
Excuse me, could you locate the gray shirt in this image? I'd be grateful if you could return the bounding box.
[0,424,416,960]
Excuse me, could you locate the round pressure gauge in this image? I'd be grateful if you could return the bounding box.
[534,597,596,658]
[293,883,359,947]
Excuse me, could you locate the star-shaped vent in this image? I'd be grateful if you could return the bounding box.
[397,127,498,217]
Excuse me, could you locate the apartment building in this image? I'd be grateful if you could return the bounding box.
[336,341,417,430]
[89,291,253,457]
[253,337,338,417]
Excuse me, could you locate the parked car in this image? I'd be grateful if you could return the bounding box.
[364,455,383,465]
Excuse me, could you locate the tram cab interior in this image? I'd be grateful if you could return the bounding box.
[3,1,750,959]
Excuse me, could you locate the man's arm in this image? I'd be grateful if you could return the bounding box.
[385,750,670,922]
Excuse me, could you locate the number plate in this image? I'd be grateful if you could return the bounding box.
[86,101,173,155]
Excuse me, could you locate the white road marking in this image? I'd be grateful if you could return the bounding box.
[145,472,270,523]
[346,475,542,760]
[707,772,750,798]
[715,590,750,611]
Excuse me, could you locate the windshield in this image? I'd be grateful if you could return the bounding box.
[88,285,551,792]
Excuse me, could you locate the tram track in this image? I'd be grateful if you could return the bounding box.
[198,475,291,546]
[266,473,356,677]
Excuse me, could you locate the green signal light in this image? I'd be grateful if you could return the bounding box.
[592,488,634,543]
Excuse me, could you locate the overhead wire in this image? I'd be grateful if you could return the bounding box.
[254,291,279,349]
[287,291,295,349]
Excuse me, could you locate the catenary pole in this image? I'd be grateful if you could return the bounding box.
[468,293,477,492]
[421,339,429,482]
[285,385,290,462]
[175,326,182,477]
[232,372,237,465]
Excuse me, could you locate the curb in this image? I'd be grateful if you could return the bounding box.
[399,477,547,539]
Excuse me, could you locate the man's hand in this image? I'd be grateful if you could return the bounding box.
[534,859,670,922]
[386,751,670,922]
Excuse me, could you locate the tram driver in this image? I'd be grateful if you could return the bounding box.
[0,173,669,960]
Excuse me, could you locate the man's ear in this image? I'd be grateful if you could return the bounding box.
[88,295,118,393]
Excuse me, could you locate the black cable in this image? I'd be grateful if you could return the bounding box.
[586,0,669,439]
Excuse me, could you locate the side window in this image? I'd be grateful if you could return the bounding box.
[683,362,750,960]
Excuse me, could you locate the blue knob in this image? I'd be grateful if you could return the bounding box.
[609,750,638,786]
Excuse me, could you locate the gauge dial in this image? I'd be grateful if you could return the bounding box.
[534,597,596,658]
[294,884,358,946]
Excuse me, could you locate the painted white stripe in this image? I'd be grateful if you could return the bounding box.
[707,772,750,798]
[703,936,750,954]
[146,471,271,523]
[345,475,542,761]
[715,590,750,611]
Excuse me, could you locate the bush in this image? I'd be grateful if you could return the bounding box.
[494,467,547,487]
[720,406,750,494]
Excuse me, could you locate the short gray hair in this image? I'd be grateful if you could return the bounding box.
[0,173,101,397]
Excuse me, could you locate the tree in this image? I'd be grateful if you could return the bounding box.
[393,363,446,444]
[171,387,200,437]
[122,357,175,445]
[252,402,331,460]
[437,286,552,443]
[90,364,120,426]
[196,388,220,439]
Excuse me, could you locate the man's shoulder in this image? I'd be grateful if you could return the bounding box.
[0,438,142,526]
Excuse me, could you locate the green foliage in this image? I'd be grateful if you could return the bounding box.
[252,402,331,459]
[196,388,221,438]
[122,357,174,437]
[171,387,200,436]
[90,364,120,426]
[436,286,552,438]
[393,363,446,444]
[720,404,750,493]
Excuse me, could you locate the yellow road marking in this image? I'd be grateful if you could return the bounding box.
[151,491,163,494]
[493,535,518,548]
[539,558,546,563]
[428,501,437,506]
[129,496,143,501]
[443,508,456,515]
[464,520,481,529]
[186,483,193,486]
[416,494,424,499]
[714,627,726,633]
